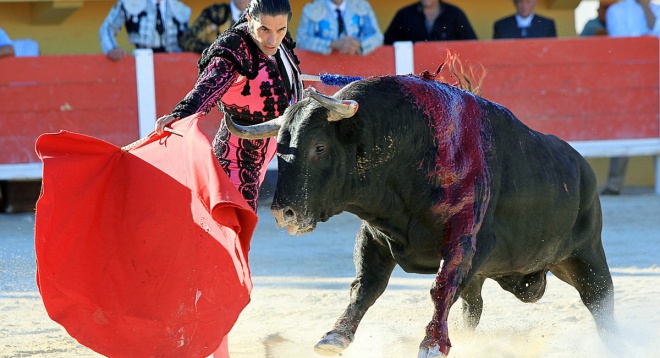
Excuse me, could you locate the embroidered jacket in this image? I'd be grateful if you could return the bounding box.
[99,0,190,53]
[171,22,303,210]
[296,0,383,55]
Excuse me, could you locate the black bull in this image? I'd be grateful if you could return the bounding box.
[227,75,617,357]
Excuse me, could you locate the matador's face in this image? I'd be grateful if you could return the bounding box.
[247,14,289,56]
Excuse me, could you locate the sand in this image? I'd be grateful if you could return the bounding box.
[1,192,659,358]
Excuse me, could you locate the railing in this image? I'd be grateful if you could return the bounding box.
[1,37,658,191]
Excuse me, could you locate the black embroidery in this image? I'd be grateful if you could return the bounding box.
[198,23,261,79]
[124,10,146,34]
[241,80,251,96]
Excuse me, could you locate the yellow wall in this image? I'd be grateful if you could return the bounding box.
[0,2,120,55]
[0,0,584,55]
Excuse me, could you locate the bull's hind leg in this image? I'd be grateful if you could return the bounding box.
[460,275,486,330]
[313,226,397,356]
[550,254,618,338]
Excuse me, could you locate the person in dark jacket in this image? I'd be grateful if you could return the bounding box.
[180,0,249,53]
[384,0,477,45]
[493,0,556,39]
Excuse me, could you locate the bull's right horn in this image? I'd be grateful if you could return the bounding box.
[305,87,358,121]
[225,113,283,139]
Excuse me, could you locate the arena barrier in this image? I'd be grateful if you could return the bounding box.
[1,37,659,193]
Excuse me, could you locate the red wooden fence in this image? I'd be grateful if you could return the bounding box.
[414,37,659,141]
[0,37,657,168]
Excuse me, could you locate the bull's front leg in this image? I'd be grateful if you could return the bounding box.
[419,233,477,358]
[314,226,397,356]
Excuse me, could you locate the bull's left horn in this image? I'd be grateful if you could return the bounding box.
[225,113,283,139]
[305,87,358,121]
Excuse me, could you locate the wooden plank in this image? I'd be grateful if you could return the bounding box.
[414,37,658,67]
[153,52,223,140]
[520,112,659,141]
[0,37,658,170]
[0,54,135,83]
[412,37,659,141]
[296,46,396,95]
[490,88,658,118]
[0,109,138,164]
[0,54,139,165]
[479,63,658,92]
[0,82,137,113]
[569,138,660,157]
[297,46,396,77]
[0,163,43,180]
[153,52,200,116]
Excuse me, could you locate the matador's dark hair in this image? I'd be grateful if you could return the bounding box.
[246,0,292,21]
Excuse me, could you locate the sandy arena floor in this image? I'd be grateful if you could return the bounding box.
[1,191,659,357]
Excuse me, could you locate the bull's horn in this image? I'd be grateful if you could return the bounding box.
[305,87,358,121]
[225,113,283,139]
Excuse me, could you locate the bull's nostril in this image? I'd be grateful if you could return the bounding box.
[283,207,295,220]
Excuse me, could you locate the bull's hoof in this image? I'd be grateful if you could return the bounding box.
[313,331,351,356]
[417,344,447,358]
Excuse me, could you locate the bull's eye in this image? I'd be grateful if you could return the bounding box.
[315,145,325,154]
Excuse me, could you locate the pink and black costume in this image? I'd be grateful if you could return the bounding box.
[171,22,303,211]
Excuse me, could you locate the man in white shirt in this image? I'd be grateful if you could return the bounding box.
[601,0,660,195]
[607,0,660,36]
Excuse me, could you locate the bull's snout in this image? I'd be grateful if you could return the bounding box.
[271,205,317,235]
[271,205,298,227]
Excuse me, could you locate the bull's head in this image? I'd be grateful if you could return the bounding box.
[226,87,360,235]
[225,87,359,138]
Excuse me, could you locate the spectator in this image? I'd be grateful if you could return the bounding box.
[384,0,477,45]
[180,0,249,53]
[12,38,39,57]
[580,1,613,36]
[601,0,660,195]
[99,0,191,61]
[296,0,383,56]
[493,0,556,39]
[155,0,303,211]
[607,0,660,36]
[0,28,15,58]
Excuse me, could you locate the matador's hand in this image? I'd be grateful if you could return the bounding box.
[155,114,178,135]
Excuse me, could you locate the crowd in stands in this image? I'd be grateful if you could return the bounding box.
[0,0,655,58]
[92,0,561,60]
[3,0,656,60]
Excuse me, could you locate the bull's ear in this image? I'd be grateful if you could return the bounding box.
[305,87,358,121]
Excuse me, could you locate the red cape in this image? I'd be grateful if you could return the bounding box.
[34,114,257,357]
